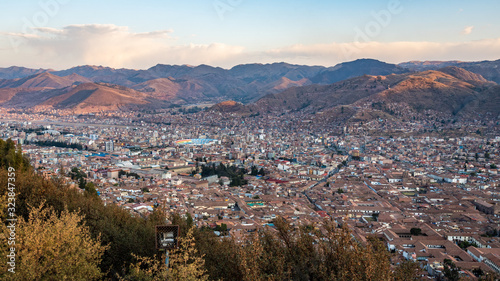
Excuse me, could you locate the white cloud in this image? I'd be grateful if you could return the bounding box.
[462,26,474,35]
[263,39,500,66]
[0,24,245,69]
[1,24,500,69]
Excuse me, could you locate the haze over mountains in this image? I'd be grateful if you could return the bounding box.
[0,59,499,117]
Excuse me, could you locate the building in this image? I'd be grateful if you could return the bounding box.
[105,141,114,152]
[473,200,500,215]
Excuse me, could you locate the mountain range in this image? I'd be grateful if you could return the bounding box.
[0,59,499,116]
[250,66,498,117]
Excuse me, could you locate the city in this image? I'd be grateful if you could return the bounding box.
[2,1,500,280]
[1,103,499,279]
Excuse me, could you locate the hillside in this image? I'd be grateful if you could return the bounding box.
[132,77,183,101]
[367,70,481,114]
[254,74,400,114]
[400,59,500,84]
[208,100,251,114]
[0,72,96,107]
[0,66,51,79]
[0,72,81,89]
[398,61,463,71]
[0,59,415,108]
[253,67,496,117]
[311,58,409,84]
[38,83,150,113]
[461,85,500,116]
[268,77,311,91]
[0,59,499,113]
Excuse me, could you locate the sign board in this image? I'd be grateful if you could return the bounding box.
[155,225,180,250]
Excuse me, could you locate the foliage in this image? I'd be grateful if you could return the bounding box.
[119,170,140,179]
[69,167,88,189]
[85,182,98,196]
[188,215,397,281]
[443,259,461,281]
[393,260,421,281]
[472,267,484,277]
[0,139,423,280]
[214,223,228,235]
[119,254,168,281]
[169,227,209,281]
[178,106,202,114]
[484,228,500,237]
[69,167,87,180]
[410,227,422,236]
[478,272,500,281]
[0,139,166,279]
[0,203,107,280]
[250,166,266,176]
[30,140,86,150]
[200,163,248,186]
[458,240,478,249]
[122,227,208,281]
[0,139,30,172]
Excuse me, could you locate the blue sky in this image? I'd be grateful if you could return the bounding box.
[1,0,499,69]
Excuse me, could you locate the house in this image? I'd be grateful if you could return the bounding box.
[467,247,500,274]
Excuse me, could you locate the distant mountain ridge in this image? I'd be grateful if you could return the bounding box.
[37,82,150,113]
[249,67,499,118]
[399,59,500,84]
[310,59,408,84]
[0,59,408,108]
[0,66,53,80]
[0,58,499,114]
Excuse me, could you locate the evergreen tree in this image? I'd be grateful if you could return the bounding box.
[443,259,460,281]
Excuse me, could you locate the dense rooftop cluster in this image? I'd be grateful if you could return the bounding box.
[1,108,499,279]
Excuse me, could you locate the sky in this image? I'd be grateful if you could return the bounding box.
[1,0,500,70]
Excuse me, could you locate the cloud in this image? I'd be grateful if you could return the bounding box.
[462,26,474,35]
[263,39,500,66]
[1,24,500,69]
[0,24,245,69]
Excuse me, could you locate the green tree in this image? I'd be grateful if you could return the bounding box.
[186,212,194,229]
[250,166,258,176]
[410,228,422,236]
[443,259,460,281]
[472,267,484,277]
[0,139,30,172]
[78,176,87,189]
[85,182,98,196]
[0,139,170,279]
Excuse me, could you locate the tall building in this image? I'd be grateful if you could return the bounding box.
[105,141,114,152]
